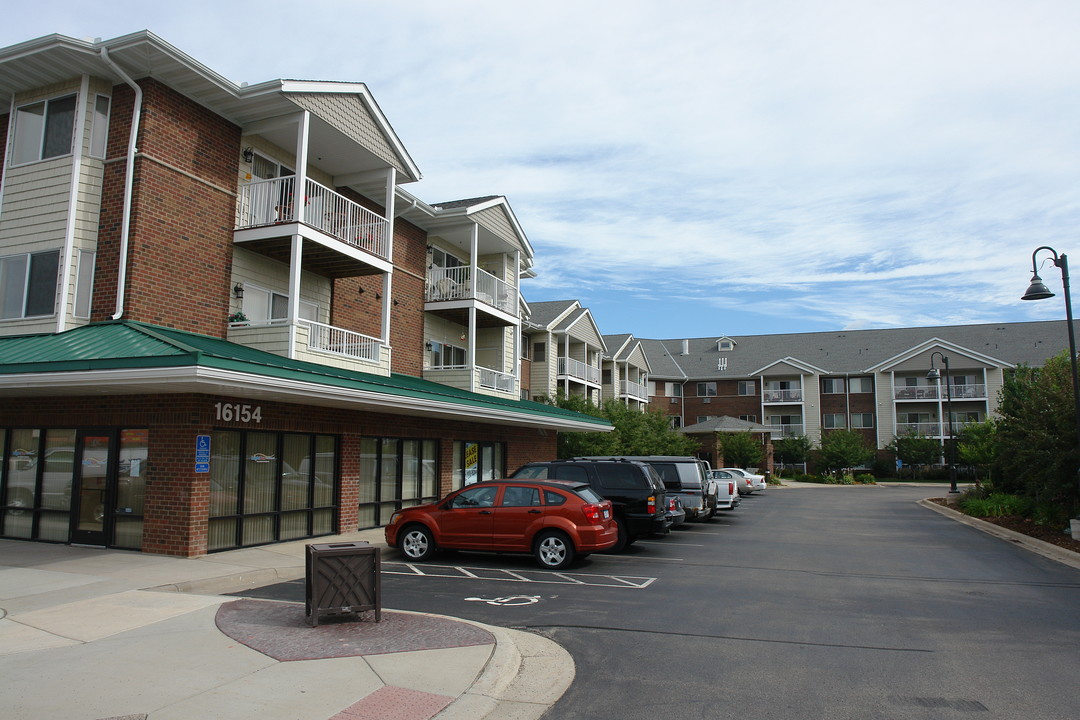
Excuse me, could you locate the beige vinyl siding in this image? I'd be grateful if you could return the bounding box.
[877,373,896,446]
[473,206,520,249]
[803,374,821,443]
[230,248,332,322]
[285,93,404,174]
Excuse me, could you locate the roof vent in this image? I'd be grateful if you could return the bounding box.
[681,339,689,355]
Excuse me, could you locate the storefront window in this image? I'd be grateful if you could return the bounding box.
[208,430,337,552]
[451,440,505,490]
[358,436,440,528]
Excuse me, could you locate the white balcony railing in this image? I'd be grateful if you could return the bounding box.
[763,389,803,403]
[301,319,381,363]
[894,384,987,400]
[896,422,942,436]
[478,366,515,393]
[766,424,805,437]
[620,380,649,401]
[426,266,518,316]
[559,357,601,384]
[237,177,390,261]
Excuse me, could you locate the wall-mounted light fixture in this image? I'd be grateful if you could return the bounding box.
[357,286,364,295]
[242,147,254,163]
[233,282,244,299]
[425,341,433,351]
[393,298,399,306]
[375,292,382,300]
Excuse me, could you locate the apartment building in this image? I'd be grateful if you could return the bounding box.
[0,32,609,556]
[642,322,1078,466]
[522,300,606,404]
[601,333,651,409]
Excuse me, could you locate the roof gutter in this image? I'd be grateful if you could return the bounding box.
[100,45,142,320]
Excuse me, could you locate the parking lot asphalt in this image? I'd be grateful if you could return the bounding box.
[1,481,1076,720]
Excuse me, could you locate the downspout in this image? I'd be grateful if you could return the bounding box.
[101,47,142,321]
[57,75,90,333]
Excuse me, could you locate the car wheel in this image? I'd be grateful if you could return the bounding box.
[534,530,575,570]
[606,519,629,553]
[400,524,436,561]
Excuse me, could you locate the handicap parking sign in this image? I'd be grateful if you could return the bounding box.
[195,434,211,473]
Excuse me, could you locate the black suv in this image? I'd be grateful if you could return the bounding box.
[575,456,717,522]
[510,458,667,551]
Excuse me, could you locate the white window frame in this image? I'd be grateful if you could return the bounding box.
[0,250,60,319]
[74,250,95,318]
[822,378,845,394]
[241,284,317,324]
[89,95,111,159]
[429,340,467,369]
[11,94,77,166]
[849,376,873,393]
[823,413,847,429]
[851,413,874,428]
[697,382,717,397]
[737,380,755,396]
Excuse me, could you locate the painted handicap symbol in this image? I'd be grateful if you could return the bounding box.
[464,595,541,606]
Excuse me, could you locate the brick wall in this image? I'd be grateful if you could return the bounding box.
[94,81,241,333]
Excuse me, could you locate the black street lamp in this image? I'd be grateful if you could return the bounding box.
[1022,246,1080,521]
[927,351,958,494]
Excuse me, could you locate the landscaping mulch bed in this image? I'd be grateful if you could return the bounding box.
[929,498,1080,554]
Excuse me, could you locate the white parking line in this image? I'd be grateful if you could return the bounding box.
[382,561,657,589]
[635,540,704,546]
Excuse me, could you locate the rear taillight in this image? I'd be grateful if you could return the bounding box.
[582,503,604,523]
[669,497,677,510]
[647,495,656,514]
[728,482,735,495]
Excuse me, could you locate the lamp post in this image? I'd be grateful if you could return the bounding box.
[1022,246,1080,522]
[927,351,958,494]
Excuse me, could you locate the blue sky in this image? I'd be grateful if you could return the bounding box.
[5,1,1080,339]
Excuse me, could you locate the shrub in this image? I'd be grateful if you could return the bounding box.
[959,493,1033,518]
[854,473,877,484]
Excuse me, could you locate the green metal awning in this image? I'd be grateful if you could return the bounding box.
[0,321,612,432]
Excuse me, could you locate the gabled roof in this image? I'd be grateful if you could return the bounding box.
[865,338,1013,373]
[751,357,831,377]
[527,300,580,330]
[643,321,1080,380]
[602,334,651,372]
[0,322,612,432]
[0,31,421,185]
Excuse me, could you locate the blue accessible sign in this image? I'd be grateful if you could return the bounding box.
[195,434,211,473]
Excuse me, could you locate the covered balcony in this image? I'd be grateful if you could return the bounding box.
[425,265,519,326]
[766,423,805,437]
[620,379,649,402]
[558,356,601,385]
[228,318,391,376]
[235,177,392,278]
[763,388,803,403]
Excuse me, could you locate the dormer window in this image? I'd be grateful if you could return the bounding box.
[717,337,735,351]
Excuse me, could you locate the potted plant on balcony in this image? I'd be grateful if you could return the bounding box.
[227,311,249,326]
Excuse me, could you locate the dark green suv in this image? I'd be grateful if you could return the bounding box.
[510,459,667,551]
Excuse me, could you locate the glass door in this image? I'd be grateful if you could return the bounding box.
[70,430,115,546]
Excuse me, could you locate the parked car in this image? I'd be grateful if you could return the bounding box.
[708,471,741,511]
[665,495,686,530]
[384,478,617,570]
[715,467,767,495]
[511,458,667,551]
[576,456,718,522]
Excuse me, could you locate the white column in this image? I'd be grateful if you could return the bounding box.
[287,233,302,358]
[293,111,310,225]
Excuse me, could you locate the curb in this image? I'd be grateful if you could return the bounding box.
[918,498,1080,571]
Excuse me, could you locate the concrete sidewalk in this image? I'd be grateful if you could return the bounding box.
[0,529,574,720]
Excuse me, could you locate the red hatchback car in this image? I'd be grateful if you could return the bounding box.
[384,478,617,569]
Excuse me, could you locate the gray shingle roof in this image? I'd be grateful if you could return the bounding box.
[680,416,771,433]
[642,320,1078,380]
[527,300,579,329]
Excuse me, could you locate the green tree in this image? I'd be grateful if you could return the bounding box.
[817,429,874,477]
[955,419,997,486]
[545,395,697,458]
[886,434,941,479]
[992,352,1080,515]
[773,435,812,469]
[719,431,763,468]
